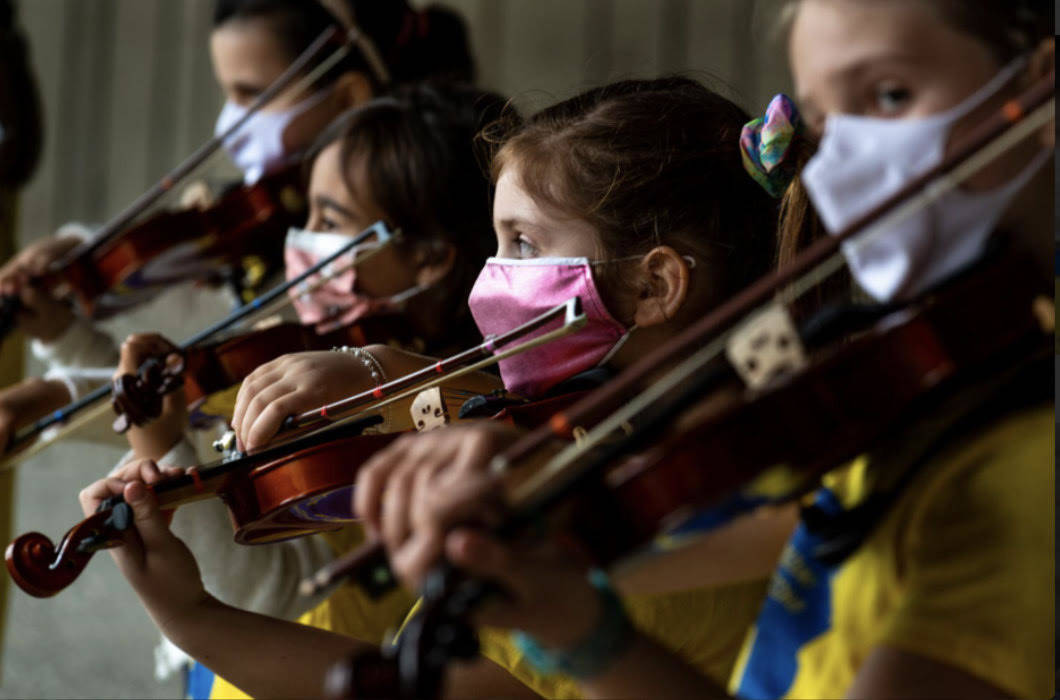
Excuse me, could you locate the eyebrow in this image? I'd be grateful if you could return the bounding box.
[314,194,358,221]
[229,80,267,96]
[831,51,924,83]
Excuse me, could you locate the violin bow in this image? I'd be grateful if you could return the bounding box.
[304,70,1055,600]
[494,70,1056,472]
[3,221,396,462]
[5,298,590,597]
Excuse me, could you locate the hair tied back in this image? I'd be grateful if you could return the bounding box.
[740,93,803,198]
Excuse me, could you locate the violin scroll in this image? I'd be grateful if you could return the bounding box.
[5,502,132,598]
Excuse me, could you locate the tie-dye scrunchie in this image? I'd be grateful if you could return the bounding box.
[740,94,803,198]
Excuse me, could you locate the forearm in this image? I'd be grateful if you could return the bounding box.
[162,595,371,699]
[579,632,730,699]
[125,392,188,461]
[365,344,505,396]
[6,377,70,426]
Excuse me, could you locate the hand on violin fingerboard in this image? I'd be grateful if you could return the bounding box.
[117,333,189,461]
[78,459,207,628]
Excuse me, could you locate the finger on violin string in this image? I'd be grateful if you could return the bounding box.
[118,333,179,375]
[79,476,131,516]
[244,389,303,451]
[234,376,293,442]
[231,362,288,434]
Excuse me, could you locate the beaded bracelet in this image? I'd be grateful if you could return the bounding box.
[332,346,386,386]
[513,569,633,680]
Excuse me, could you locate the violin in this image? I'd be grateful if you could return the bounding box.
[0,26,347,342]
[316,73,1056,700]
[5,221,396,456]
[111,313,416,433]
[5,299,589,597]
[36,164,306,322]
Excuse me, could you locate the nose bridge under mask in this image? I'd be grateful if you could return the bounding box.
[801,55,1046,302]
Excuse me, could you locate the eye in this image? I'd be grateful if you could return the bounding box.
[515,234,538,258]
[318,216,339,232]
[873,82,912,116]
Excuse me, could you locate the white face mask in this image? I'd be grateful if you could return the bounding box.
[802,59,1049,301]
[284,226,422,332]
[214,88,331,184]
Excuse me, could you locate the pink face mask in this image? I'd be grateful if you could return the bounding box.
[284,228,395,332]
[468,257,633,398]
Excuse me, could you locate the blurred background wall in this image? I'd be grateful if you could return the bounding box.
[3,1,792,698]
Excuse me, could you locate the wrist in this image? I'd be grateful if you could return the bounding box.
[513,570,634,680]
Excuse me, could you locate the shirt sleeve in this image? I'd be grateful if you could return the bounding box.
[882,405,1054,700]
[116,435,339,621]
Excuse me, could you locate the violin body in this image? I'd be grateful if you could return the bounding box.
[224,432,401,544]
[47,166,307,320]
[111,313,419,432]
[561,244,1052,567]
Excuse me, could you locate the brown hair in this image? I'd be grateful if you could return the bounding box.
[309,82,511,317]
[490,77,778,310]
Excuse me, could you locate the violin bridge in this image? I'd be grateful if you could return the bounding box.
[411,387,450,432]
[726,305,807,390]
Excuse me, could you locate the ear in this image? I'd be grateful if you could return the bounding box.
[333,71,375,110]
[630,246,691,328]
[1028,38,1054,148]
[414,241,457,287]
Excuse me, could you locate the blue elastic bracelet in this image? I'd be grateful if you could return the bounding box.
[513,569,633,680]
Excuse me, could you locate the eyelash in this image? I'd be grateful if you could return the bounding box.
[873,82,913,116]
[514,234,538,257]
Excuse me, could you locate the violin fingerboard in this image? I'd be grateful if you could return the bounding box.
[411,387,450,432]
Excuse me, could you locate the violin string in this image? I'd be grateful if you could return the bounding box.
[511,97,1055,506]
[282,301,589,435]
[8,223,393,452]
[236,236,395,327]
[66,28,343,262]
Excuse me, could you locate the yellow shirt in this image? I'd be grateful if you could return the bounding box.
[478,579,769,699]
[730,403,1054,699]
[208,525,417,700]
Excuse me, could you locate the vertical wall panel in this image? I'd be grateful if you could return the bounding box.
[581,0,614,86]
[16,0,66,240]
[502,0,589,111]
[610,0,663,79]
[105,0,159,218]
[16,0,794,243]
[687,0,741,100]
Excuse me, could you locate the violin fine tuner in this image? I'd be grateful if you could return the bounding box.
[213,430,238,454]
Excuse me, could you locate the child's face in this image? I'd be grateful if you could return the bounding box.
[210,19,355,160]
[491,166,605,261]
[788,0,1031,190]
[304,142,420,298]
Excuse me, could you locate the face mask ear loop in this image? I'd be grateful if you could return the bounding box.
[596,323,637,368]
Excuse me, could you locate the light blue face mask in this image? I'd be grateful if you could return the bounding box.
[214,87,331,184]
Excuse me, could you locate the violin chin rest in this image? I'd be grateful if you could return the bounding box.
[5,532,79,598]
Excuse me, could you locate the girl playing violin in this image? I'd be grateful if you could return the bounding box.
[78,76,789,698]
[361,2,1055,699]
[0,0,475,453]
[108,81,506,694]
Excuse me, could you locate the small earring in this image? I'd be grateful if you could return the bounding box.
[683,255,697,270]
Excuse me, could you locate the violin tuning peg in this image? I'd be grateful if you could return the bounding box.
[410,388,449,432]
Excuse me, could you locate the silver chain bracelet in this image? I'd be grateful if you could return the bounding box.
[332,346,386,386]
